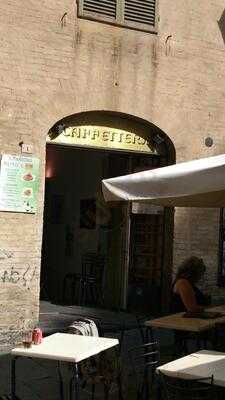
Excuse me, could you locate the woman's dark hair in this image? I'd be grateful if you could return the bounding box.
[174,256,206,283]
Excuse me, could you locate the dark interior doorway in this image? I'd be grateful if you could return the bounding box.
[41,144,172,314]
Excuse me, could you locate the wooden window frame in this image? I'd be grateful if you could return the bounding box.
[218,208,225,286]
[77,0,159,34]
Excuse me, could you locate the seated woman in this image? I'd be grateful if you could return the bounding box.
[171,256,211,355]
[171,256,210,313]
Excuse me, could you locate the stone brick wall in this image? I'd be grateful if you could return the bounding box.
[0,0,225,348]
[173,208,222,297]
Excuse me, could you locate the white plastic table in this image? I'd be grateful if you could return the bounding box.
[157,350,225,387]
[11,332,119,400]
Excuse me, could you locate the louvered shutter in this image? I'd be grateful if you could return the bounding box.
[124,0,157,30]
[78,0,158,33]
[78,0,117,22]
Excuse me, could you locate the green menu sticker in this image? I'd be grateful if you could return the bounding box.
[0,154,40,213]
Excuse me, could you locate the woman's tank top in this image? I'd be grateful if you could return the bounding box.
[171,280,210,313]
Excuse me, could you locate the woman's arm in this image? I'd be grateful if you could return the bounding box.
[175,279,204,312]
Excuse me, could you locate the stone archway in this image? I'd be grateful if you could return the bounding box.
[47,110,175,165]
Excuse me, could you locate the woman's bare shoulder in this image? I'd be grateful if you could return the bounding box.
[174,278,192,290]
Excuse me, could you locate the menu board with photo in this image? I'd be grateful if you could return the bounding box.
[0,154,40,213]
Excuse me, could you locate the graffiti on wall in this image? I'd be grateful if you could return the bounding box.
[0,263,37,288]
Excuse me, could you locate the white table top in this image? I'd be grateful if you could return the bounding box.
[11,333,119,363]
[157,350,225,387]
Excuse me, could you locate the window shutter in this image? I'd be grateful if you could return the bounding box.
[124,0,156,28]
[77,0,158,33]
[81,0,117,20]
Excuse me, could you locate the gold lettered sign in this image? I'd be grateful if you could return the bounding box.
[47,125,158,154]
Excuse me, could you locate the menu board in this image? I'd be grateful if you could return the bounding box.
[0,154,40,213]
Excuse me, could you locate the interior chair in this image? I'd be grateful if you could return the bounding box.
[79,252,105,306]
[158,372,222,400]
[62,272,81,304]
[128,341,160,400]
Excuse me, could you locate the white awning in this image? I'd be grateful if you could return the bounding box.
[102,154,225,207]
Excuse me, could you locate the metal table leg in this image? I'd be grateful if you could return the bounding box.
[11,356,18,400]
[74,364,80,400]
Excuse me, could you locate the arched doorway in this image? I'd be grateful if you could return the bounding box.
[41,111,175,314]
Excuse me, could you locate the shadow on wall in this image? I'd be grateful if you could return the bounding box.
[218,9,225,44]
